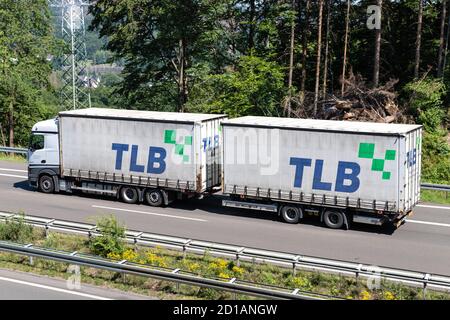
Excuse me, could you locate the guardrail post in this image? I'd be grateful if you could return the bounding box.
[356,264,363,281]
[423,274,430,300]
[236,248,245,267]
[118,260,127,282]
[229,278,237,299]
[133,232,143,250]
[172,269,180,292]
[292,256,300,276]
[182,240,192,260]
[25,244,34,265]
[44,219,55,238]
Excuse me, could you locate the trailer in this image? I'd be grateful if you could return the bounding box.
[221,116,422,229]
[28,108,227,206]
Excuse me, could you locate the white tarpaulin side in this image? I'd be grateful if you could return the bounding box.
[222,121,422,213]
[59,113,225,193]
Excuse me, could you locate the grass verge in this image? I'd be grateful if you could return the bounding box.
[421,190,450,205]
[0,215,449,300]
[0,153,27,163]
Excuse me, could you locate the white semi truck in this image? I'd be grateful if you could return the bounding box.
[28,108,422,229]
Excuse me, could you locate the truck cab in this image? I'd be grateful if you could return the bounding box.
[28,118,60,192]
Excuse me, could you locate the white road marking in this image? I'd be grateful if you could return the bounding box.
[0,173,27,179]
[0,168,27,173]
[0,276,112,300]
[92,205,207,222]
[406,219,450,228]
[417,204,450,211]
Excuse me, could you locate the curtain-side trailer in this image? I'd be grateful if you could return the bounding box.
[221,116,422,229]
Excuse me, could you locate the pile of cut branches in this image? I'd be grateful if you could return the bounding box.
[289,73,413,124]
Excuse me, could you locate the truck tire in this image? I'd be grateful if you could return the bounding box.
[38,175,55,194]
[280,205,302,224]
[145,189,163,207]
[323,210,345,229]
[120,186,139,204]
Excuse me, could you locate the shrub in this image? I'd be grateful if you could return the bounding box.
[403,77,446,132]
[0,213,36,243]
[88,215,125,257]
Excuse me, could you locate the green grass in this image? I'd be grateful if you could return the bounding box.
[1,220,449,300]
[0,153,27,163]
[421,190,450,205]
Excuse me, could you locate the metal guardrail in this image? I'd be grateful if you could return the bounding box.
[0,211,449,294]
[0,146,28,155]
[0,240,334,300]
[420,183,450,192]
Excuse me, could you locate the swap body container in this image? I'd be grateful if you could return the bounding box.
[222,116,422,214]
[58,108,227,193]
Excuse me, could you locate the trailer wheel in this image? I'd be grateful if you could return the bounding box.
[280,205,302,224]
[38,175,55,194]
[145,189,163,207]
[120,186,139,204]
[323,210,345,229]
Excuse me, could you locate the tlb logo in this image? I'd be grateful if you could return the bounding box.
[289,158,360,193]
[358,142,396,180]
[164,129,192,163]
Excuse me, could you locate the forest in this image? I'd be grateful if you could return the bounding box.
[0,0,449,184]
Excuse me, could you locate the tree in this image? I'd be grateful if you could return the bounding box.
[313,0,324,116]
[414,0,423,79]
[286,0,297,117]
[0,0,59,147]
[187,55,285,118]
[300,0,311,100]
[90,0,228,112]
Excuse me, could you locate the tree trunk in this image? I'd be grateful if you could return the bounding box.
[300,0,311,101]
[373,0,382,87]
[438,0,447,77]
[321,0,331,99]
[341,0,350,96]
[443,0,450,77]
[414,0,423,79]
[0,124,6,147]
[287,0,296,117]
[178,38,187,113]
[248,0,256,53]
[313,0,324,117]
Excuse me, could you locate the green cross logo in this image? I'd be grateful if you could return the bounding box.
[358,142,396,180]
[164,129,192,163]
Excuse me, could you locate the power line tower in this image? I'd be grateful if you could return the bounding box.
[49,0,91,110]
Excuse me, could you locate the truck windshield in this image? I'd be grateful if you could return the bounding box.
[29,134,44,151]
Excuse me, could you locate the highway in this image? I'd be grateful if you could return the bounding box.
[0,268,151,300]
[0,160,449,276]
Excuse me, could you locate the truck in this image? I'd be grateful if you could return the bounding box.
[28,108,422,230]
[28,108,227,206]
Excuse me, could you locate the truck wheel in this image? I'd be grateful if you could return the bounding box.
[145,189,163,207]
[38,175,55,194]
[120,186,139,204]
[281,205,302,224]
[323,210,345,229]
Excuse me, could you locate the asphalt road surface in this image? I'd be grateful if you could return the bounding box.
[0,160,449,276]
[0,268,152,300]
